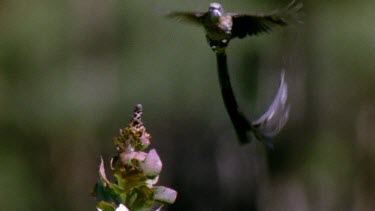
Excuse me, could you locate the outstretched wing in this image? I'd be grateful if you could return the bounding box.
[165,11,206,25]
[231,0,302,38]
[251,71,290,143]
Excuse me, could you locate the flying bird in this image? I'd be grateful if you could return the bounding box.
[167,1,302,51]
[166,2,299,145]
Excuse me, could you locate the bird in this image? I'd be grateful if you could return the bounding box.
[166,2,298,145]
[166,1,302,52]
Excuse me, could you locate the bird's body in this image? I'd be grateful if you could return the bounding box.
[167,1,302,51]
[201,3,233,49]
[203,15,232,49]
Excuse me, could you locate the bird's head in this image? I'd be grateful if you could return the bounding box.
[208,2,224,18]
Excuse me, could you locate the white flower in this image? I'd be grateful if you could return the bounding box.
[116,204,129,211]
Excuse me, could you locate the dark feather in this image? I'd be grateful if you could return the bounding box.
[216,52,252,144]
[231,0,303,38]
[165,11,206,25]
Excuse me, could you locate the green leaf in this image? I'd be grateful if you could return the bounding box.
[125,185,154,211]
[97,157,128,204]
[96,201,116,211]
[113,137,123,149]
[114,169,147,191]
[93,178,114,202]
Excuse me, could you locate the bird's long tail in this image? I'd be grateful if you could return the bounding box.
[216,51,252,144]
[216,52,289,146]
[251,71,290,148]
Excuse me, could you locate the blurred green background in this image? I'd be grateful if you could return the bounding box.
[0,0,374,210]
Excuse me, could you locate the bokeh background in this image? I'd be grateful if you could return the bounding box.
[1,0,374,210]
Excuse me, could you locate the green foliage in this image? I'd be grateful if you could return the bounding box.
[93,104,177,211]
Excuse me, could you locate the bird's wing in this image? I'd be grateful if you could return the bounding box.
[231,0,302,38]
[165,11,206,25]
[251,71,290,141]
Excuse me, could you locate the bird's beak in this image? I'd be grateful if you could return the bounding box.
[212,9,221,17]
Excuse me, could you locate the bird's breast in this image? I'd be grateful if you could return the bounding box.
[204,16,233,41]
[218,16,233,32]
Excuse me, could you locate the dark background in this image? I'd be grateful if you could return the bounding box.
[0,0,374,210]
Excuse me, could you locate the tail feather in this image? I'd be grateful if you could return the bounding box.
[251,71,290,145]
